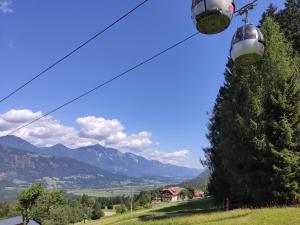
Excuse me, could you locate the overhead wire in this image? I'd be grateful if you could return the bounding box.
[8,32,199,135]
[0,0,149,104]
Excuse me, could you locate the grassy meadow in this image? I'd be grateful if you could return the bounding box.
[76,198,300,225]
[66,185,160,197]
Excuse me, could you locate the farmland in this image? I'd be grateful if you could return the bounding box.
[65,185,162,197]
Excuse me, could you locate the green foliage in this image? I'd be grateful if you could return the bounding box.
[107,203,114,210]
[262,1,300,54]
[16,183,86,224]
[91,202,104,220]
[115,204,128,214]
[275,0,300,53]
[43,205,69,225]
[80,194,90,206]
[205,16,300,206]
[181,170,211,190]
[17,183,46,224]
[180,189,188,200]
[95,195,135,211]
[185,186,195,200]
[31,190,65,224]
[136,191,152,208]
[0,202,18,219]
[201,182,209,194]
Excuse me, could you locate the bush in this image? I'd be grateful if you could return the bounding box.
[46,206,69,225]
[107,203,114,210]
[0,202,17,219]
[136,191,152,208]
[180,189,189,200]
[115,204,127,214]
[91,202,104,220]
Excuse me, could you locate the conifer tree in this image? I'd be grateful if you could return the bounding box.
[205,18,300,206]
[276,0,300,53]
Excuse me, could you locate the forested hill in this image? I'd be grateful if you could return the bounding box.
[180,169,211,189]
[0,144,140,189]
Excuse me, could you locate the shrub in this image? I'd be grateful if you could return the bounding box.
[91,202,105,220]
[115,204,127,214]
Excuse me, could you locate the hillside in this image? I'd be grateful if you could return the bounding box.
[75,198,300,225]
[181,169,211,189]
[0,136,200,179]
[0,145,140,189]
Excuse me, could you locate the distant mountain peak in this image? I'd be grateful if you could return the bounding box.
[78,144,103,150]
[0,135,201,179]
[49,143,69,150]
[0,135,28,142]
[0,135,39,152]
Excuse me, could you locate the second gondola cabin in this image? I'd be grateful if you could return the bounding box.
[192,0,235,34]
[230,24,265,65]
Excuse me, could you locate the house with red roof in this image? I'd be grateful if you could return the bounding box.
[194,191,205,198]
[160,187,183,202]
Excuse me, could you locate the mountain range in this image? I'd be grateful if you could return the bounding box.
[0,145,136,189]
[0,136,201,189]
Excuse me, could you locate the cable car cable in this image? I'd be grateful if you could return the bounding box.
[0,0,150,104]
[8,32,199,135]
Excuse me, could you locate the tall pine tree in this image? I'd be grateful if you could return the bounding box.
[205,17,300,206]
[276,0,300,53]
[262,0,300,54]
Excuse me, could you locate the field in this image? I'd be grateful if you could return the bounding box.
[76,198,300,225]
[66,185,161,197]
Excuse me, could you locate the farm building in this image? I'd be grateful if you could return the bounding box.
[194,191,205,198]
[160,187,183,202]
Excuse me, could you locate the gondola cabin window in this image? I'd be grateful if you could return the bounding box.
[245,25,257,39]
[233,27,243,44]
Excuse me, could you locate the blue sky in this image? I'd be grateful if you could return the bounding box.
[0,0,285,168]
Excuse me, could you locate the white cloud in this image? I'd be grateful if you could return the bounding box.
[117,131,152,150]
[0,109,194,167]
[0,0,13,14]
[0,109,95,148]
[76,116,152,151]
[1,109,42,123]
[146,149,191,167]
[77,116,124,140]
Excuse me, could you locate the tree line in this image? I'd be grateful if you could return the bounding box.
[0,201,18,219]
[204,0,300,207]
[15,183,158,225]
[0,183,201,224]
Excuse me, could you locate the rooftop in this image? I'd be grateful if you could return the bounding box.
[0,216,39,225]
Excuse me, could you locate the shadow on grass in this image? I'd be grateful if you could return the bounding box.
[138,197,221,221]
[156,197,218,213]
[204,212,251,223]
[139,212,194,221]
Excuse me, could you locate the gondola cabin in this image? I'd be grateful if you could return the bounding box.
[192,0,235,34]
[230,24,265,65]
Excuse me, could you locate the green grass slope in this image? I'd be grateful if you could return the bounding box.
[79,198,300,225]
[124,207,300,225]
